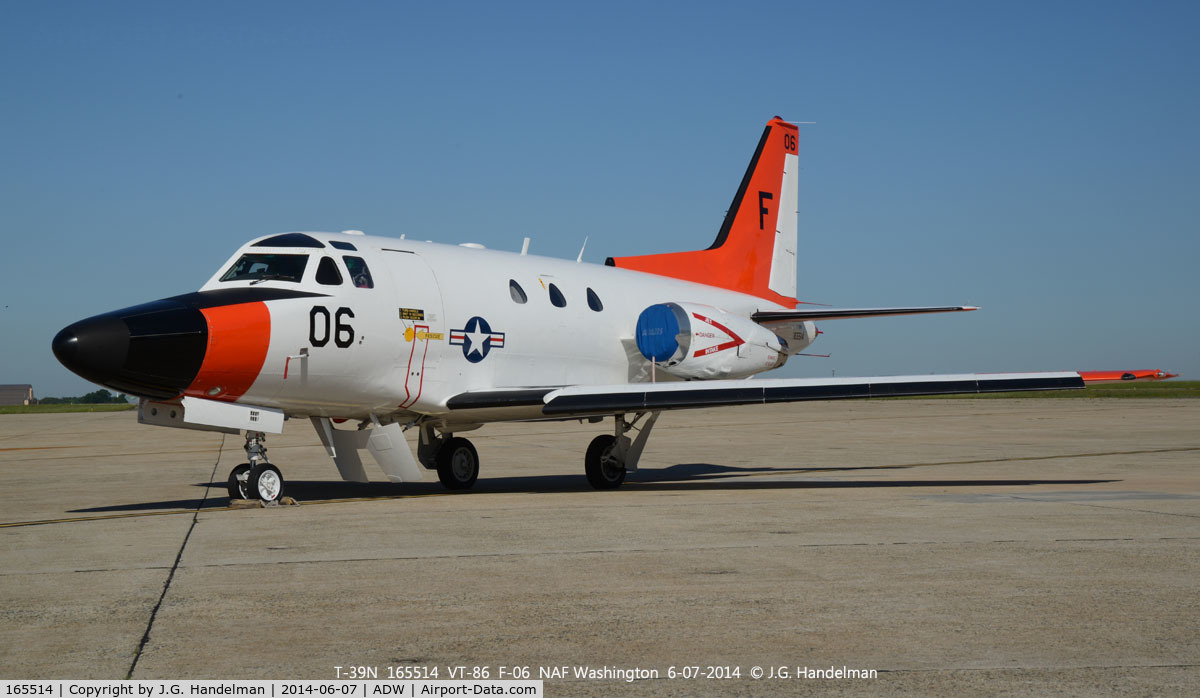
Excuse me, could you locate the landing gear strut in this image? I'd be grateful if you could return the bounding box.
[584,411,660,490]
[227,430,285,503]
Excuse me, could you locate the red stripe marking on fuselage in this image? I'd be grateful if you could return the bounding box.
[409,329,431,408]
[400,324,431,409]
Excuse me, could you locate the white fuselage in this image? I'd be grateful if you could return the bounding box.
[199,232,791,419]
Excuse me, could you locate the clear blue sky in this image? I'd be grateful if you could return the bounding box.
[2,0,1197,397]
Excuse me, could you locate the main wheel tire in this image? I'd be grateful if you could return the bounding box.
[436,437,479,490]
[227,463,252,500]
[585,434,625,490]
[248,462,284,503]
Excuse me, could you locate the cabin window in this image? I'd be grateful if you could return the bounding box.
[586,287,603,312]
[219,253,308,283]
[509,279,528,304]
[315,257,343,285]
[252,233,325,248]
[330,240,357,251]
[548,283,566,308]
[343,256,374,288]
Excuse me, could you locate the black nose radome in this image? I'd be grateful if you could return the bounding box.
[52,299,209,400]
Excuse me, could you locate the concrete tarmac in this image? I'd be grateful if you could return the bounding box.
[1,399,1198,695]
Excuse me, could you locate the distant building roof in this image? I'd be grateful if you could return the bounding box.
[0,384,35,406]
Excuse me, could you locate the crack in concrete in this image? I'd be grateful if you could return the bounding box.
[123,535,1200,573]
[1003,494,1200,520]
[125,435,225,679]
[2,535,1196,579]
[894,446,1200,469]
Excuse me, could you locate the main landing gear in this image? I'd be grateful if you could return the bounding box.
[585,434,623,489]
[415,411,660,492]
[584,411,660,490]
[227,431,285,503]
[418,425,480,491]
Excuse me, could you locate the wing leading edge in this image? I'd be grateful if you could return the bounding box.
[446,371,1084,420]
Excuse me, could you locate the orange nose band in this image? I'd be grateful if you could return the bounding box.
[185,302,271,401]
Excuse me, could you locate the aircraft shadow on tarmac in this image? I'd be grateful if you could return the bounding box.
[68,463,1118,513]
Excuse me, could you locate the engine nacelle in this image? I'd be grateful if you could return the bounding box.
[777,319,818,355]
[635,302,788,380]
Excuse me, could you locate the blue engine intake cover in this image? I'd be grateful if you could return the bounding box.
[635,304,681,362]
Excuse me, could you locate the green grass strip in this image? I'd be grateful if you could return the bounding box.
[0,403,137,414]
[907,380,1200,399]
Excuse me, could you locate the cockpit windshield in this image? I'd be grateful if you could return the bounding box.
[219,253,309,284]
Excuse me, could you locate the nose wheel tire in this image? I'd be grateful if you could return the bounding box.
[227,463,252,500]
[585,434,625,490]
[248,463,284,503]
[436,437,479,490]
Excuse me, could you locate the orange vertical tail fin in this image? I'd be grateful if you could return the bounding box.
[606,117,800,307]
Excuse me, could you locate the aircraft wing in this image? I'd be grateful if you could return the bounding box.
[446,371,1084,420]
[752,305,977,325]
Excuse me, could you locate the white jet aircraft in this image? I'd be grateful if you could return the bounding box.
[52,117,1084,502]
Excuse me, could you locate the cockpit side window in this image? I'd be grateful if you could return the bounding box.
[343,256,374,289]
[219,253,309,283]
[315,257,343,285]
[509,279,528,304]
[586,287,604,312]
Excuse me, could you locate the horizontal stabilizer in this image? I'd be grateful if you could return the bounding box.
[753,306,977,325]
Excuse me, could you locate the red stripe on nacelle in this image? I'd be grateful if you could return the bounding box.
[691,311,744,357]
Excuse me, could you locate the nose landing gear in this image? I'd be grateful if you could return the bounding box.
[227,464,251,499]
[226,431,286,503]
